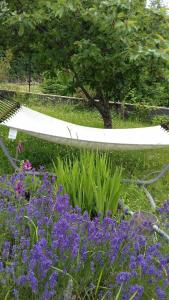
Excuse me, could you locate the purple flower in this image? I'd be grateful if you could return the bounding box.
[15,181,24,194]
[156,287,165,300]
[48,271,58,289]
[2,241,11,259]
[28,271,38,293]
[17,275,27,285]
[22,250,28,263]
[90,261,95,273]
[1,170,169,299]
[0,261,4,271]
[116,272,131,284]
[129,255,137,269]
[13,288,19,300]
[127,284,144,300]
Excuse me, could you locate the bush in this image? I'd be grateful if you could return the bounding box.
[1,171,169,299]
[124,81,169,108]
[151,115,169,126]
[41,70,75,96]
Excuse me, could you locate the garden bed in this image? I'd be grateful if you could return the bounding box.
[1,170,169,299]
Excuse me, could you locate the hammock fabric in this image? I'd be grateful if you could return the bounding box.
[1,104,169,150]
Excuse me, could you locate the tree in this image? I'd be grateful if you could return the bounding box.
[0,0,42,87]
[0,49,12,81]
[2,0,169,127]
[149,0,165,8]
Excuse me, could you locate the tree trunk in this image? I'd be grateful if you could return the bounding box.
[102,112,112,128]
[94,99,112,129]
[78,84,112,128]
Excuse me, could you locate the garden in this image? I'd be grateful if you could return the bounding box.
[1,96,169,300]
[1,1,169,300]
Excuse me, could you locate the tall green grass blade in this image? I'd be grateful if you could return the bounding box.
[53,150,122,216]
[95,267,104,296]
[115,284,123,300]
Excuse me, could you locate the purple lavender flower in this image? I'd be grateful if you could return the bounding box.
[28,271,38,293]
[2,241,11,259]
[13,288,19,300]
[0,261,4,271]
[15,181,24,194]
[156,286,165,300]
[116,272,131,284]
[17,275,27,285]
[1,170,169,299]
[90,261,95,273]
[127,284,144,300]
[48,271,58,289]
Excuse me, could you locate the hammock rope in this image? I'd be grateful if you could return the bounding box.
[0,98,20,123]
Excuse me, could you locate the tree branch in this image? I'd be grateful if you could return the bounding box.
[72,70,94,103]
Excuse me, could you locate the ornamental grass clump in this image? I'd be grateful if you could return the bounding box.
[0,171,169,299]
[54,151,122,216]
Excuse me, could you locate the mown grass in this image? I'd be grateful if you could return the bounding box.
[1,96,169,212]
[0,82,41,93]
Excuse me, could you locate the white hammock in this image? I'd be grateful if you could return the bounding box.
[2,106,169,150]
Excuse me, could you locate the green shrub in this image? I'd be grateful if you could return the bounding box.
[151,115,169,125]
[124,81,169,108]
[41,70,75,95]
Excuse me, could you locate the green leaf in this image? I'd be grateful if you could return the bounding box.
[18,24,24,36]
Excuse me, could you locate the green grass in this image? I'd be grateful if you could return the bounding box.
[1,96,169,212]
[0,82,41,93]
[24,99,150,128]
[53,152,122,216]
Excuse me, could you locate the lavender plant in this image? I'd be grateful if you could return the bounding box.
[158,200,169,233]
[0,171,169,300]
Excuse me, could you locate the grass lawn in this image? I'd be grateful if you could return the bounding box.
[1,97,169,212]
[0,82,41,93]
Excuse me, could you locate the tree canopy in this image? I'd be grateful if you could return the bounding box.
[1,0,169,127]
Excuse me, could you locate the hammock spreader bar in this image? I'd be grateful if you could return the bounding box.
[118,200,169,243]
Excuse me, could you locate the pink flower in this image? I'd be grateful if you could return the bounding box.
[16,141,24,153]
[15,181,23,194]
[23,160,32,171]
